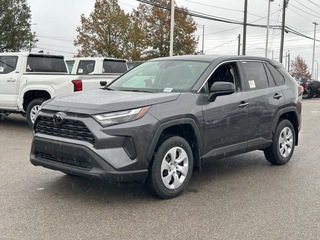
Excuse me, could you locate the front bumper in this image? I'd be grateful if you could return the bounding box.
[30,137,149,182]
[30,110,159,183]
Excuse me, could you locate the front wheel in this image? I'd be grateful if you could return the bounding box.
[26,98,46,128]
[264,119,295,165]
[146,136,193,199]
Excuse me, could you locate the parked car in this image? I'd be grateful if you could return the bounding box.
[0,52,125,127]
[298,77,320,99]
[30,55,302,199]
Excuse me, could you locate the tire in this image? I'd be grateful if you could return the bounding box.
[146,136,193,199]
[26,98,46,128]
[264,119,295,165]
[302,88,313,99]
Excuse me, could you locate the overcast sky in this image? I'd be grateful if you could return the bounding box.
[27,0,320,74]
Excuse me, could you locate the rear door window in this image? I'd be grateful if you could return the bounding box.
[241,61,269,90]
[0,56,18,74]
[77,60,95,74]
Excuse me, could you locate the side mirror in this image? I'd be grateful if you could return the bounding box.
[208,82,235,102]
[100,81,107,87]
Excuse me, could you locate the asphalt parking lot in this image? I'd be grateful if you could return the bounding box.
[0,99,319,240]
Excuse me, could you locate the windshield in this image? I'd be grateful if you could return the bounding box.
[109,60,210,92]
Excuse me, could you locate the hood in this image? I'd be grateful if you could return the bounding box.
[42,89,180,114]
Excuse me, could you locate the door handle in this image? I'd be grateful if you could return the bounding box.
[273,93,282,100]
[7,78,16,82]
[238,101,249,108]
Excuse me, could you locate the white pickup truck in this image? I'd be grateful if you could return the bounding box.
[65,57,128,75]
[0,52,125,127]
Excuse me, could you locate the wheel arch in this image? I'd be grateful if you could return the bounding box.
[147,119,202,171]
[23,90,51,111]
[272,107,300,145]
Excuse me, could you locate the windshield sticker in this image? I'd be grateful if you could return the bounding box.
[78,68,83,73]
[163,88,173,92]
[248,80,256,88]
[0,67,4,72]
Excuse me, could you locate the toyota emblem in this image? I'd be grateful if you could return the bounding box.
[53,112,66,126]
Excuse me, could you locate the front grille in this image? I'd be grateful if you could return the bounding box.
[35,116,95,144]
[36,152,92,169]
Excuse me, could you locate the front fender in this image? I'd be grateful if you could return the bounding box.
[147,118,202,161]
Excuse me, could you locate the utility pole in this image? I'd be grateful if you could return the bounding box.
[242,0,248,55]
[279,0,289,63]
[199,25,205,54]
[238,34,241,56]
[311,22,318,79]
[287,50,290,72]
[202,25,205,54]
[315,60,319,80]
[169,0,175,56]
[265,0,274,58]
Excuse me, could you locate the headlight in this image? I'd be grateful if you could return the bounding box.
[93,106,150,127]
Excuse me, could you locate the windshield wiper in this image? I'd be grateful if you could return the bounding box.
[121,89,152,93]
[104,87,114,91]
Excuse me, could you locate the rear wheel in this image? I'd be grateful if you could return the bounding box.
[302,88,313,99]
[146,136,193,199]
[26,98,46,128]
[264,119,295,165]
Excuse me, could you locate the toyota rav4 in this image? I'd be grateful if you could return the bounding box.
[30,55,302,199]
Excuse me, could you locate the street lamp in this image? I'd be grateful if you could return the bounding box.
[311,22,318,79]
[315,60,319,80]
[265,0,274,58]
[169,0,175,56]
[197,24,205,54]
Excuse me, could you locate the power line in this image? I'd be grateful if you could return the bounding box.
[307,0,320,10]
[293,0,319,16]
[289,3,320,19]
[184,0,242,13]
[287,8,314,22]
[36,35,74,42]
[136,0,279,29]
[184,0,271,20]
[136,0,319,42]
[204,9,281,36]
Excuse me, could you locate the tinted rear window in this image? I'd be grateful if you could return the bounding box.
[103,60,127,73]
[26,55,67,73]
[266,63,285,85]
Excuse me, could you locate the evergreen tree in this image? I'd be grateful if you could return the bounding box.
[0,0,37,52]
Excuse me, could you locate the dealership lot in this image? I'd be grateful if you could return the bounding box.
[0,99,319,240]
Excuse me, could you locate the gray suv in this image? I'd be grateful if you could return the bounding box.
[30,55,302,199]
